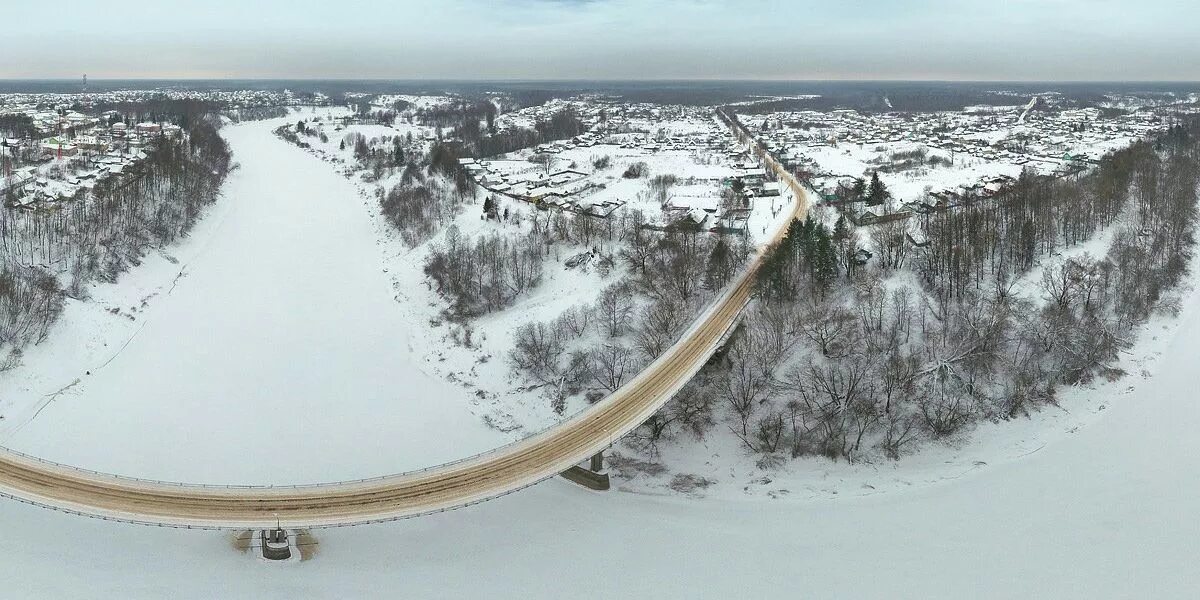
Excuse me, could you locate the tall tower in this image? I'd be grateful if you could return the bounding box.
[82,74,88,93]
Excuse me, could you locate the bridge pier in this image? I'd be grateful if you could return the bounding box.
[560,450,610,491]
[259,527,293,561]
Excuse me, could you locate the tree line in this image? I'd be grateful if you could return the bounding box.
[613,119,1200,464]
[665,119,1200,464]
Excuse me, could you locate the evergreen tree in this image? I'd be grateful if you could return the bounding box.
[785,218,807,257]
[810,224,839,293]
[705,238,733,290]
[867,171,889,205]
[757,221,796,301]
[833,214,850,242]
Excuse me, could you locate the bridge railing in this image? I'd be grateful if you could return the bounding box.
[0,423,554,490]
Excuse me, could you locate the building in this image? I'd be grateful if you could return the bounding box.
[1,138,24,158]
[73,135,108,153]
[41,138,79,158]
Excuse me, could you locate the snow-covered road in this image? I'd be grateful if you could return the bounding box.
[2,118,505,484]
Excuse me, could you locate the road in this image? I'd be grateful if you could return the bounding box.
[0,114,809,529]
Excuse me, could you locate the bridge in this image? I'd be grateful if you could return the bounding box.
[0,115,810,529]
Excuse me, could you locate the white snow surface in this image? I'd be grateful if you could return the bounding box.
[0,116,509,484]
[0,117,1195,598]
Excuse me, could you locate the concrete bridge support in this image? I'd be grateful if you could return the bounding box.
[259,528,292,561]
[560,450,610,491]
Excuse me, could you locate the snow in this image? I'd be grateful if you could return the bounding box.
[0,115,509,484]
[801,142,1025,202]
[1,274,1199,598]
[372,94,456,110]
[0,114,1196,598]
[1010,219,1123,306]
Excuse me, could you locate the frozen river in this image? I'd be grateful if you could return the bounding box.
[2,117,505,484]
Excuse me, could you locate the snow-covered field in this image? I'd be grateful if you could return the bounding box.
[801,141,1026,201]
[0,116,1196,598]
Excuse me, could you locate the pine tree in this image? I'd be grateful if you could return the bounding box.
[810,224,839,294]
[785,218,807,257]
[757,224,795,301]
[868,171,889,206]
[852,178,866,201]
[833,214,850,242]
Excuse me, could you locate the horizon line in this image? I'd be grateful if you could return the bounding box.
[2,77,1200,85]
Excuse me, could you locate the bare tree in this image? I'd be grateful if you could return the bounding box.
[597,283,635,338]
[590,343,637,392]
[872,217,910,270]
[788,358,878,461]
[634,297,683,360]
[633,379,717,456]
[509,322,564,384]
[798,301,859,358]
[721,324,778,437]
[880,410,921,459]
[530,152,554,173]
[557,305,591,337]
[1040,257,1088,309]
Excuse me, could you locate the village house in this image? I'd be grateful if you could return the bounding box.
[41,138,79,158]
[2,137,24,158]
[72,135,108,153]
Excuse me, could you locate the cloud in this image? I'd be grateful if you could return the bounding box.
[0,0,1197,80]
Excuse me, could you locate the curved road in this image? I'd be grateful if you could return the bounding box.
[0,116,809,529]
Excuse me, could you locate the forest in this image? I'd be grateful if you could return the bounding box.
[685,119,1200,462]
[432,101,586,159]
[391,99,1200,467]
[500,210,753,414]
[0,111,231,357]
[498,117,1200,463]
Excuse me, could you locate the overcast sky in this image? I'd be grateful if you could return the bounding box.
[4,0,1199,80]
